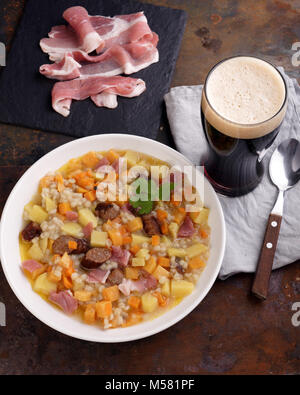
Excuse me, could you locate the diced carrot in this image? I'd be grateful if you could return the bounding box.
[55,173,65,192]
[73,172,95,190]
[188,256,206,269]
[178,207,186,213]
[156,209,168,221]
[122,235,132,245]
[153,291,168,307]
[68,240,78,251]
[108,229,123,246]
[105,150,120,163]
[151,235,160,246]
[160,219,169,235]
[60,252,73,268]
[128,295,141,309]
[84,190,96,202]
[84,304,96,324]
[74,290,92,302]
[96,300,112,318]
[144,256,157,274]
[157,257,170,268]
[76,186,89,194]
[58,202,71,215]
[125,267,140,280]
[81,151,100,169]
[102,285,120,302]
[127,217,143,232]
[130,245,140,255]
[63,274,72,289]
[199,229,208,239]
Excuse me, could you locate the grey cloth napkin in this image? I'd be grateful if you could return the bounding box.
[164,68,300,279]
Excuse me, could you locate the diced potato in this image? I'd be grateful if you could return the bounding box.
[167,248,186,258]
[45,197,57,213]
[78,208,98,228]
[132,257,145,267]
[47,271,61,283]
[169,222,179,239]
[141,292,158,313]
[74,290,92,302]
[136,248,150,260]
[29,205,48,224]
[190,208,209,225]
[152,265,170,280]
[131,233,151,245]
[161,235,172,247]
[90,230,108,247]
[171,280,194,298]
[28,243,44,261]
[161,280,170,296]
[24,202,34,215]
[39,237,48,254]
[84,305,96,324]
[186,243,208,258]
[125,267,140,280]
[34,273,57,295]
[144,256,157,274]
[61,222,82,238]
[124,150,140,167]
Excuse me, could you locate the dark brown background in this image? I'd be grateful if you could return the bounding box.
[0,0,299,375]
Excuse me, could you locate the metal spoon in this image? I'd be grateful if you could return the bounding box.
[252,138,300,300]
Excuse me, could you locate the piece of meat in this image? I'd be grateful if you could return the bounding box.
[49,290,78,314]
[177,216,195,238]
[95,156,110,169]
[40,35,159,81]
[86,268,110,284]
[40,12,155,62]
[21,222,42,241]
[22,260,43,273]
[82,222,94,239]
[91,92,118,109]
[52,235,89,255]
[63,6,103,53]
[110,246,131,267]
[107,268,124,285]
[118,274,157,295]
[95,202,120,221]
[52,75,146,117]
[65,211,79,221]
[81,247,111,270]
[142,214,161,236]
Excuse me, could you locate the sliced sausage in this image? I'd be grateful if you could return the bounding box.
[52,235,89,255]
[107,268,124,285]
[142,214,161,236]
[95,203,120,221]
[21,222,42,241]
[81,247,111,270]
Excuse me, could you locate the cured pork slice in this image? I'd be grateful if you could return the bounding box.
[52,76,146,117]
[40,12,153,62]
[63,6,103,54]
[40,34,159,80]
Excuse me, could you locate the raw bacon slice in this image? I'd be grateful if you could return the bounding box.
[40,34,159,80]
[52,76,146,117]
[90,92,118,109]
[63,6,103,54]
[40,12,154,62]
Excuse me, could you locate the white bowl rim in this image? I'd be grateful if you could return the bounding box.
[0,134,226,343]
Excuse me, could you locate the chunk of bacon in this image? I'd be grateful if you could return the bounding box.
[22,260,43,273]
[110,246,131,267]
[82,222,94,238]
[65,211,79,221]
[52,76,146,117]
[86,269,110,284]
[118,275,157,296]
[177,216,195,238]
[49,291,78,314]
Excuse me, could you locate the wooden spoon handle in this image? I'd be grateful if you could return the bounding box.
[252,213,282,300]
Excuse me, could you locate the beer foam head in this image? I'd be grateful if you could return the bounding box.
[202,56,287,138]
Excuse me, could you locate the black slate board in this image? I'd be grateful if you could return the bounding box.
[0,0,186,139]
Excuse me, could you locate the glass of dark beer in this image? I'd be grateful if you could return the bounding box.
[201,56,287,197]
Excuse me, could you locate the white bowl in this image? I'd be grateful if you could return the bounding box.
[0,134,225,342]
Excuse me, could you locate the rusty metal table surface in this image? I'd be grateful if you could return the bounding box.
[0,0,299,375]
